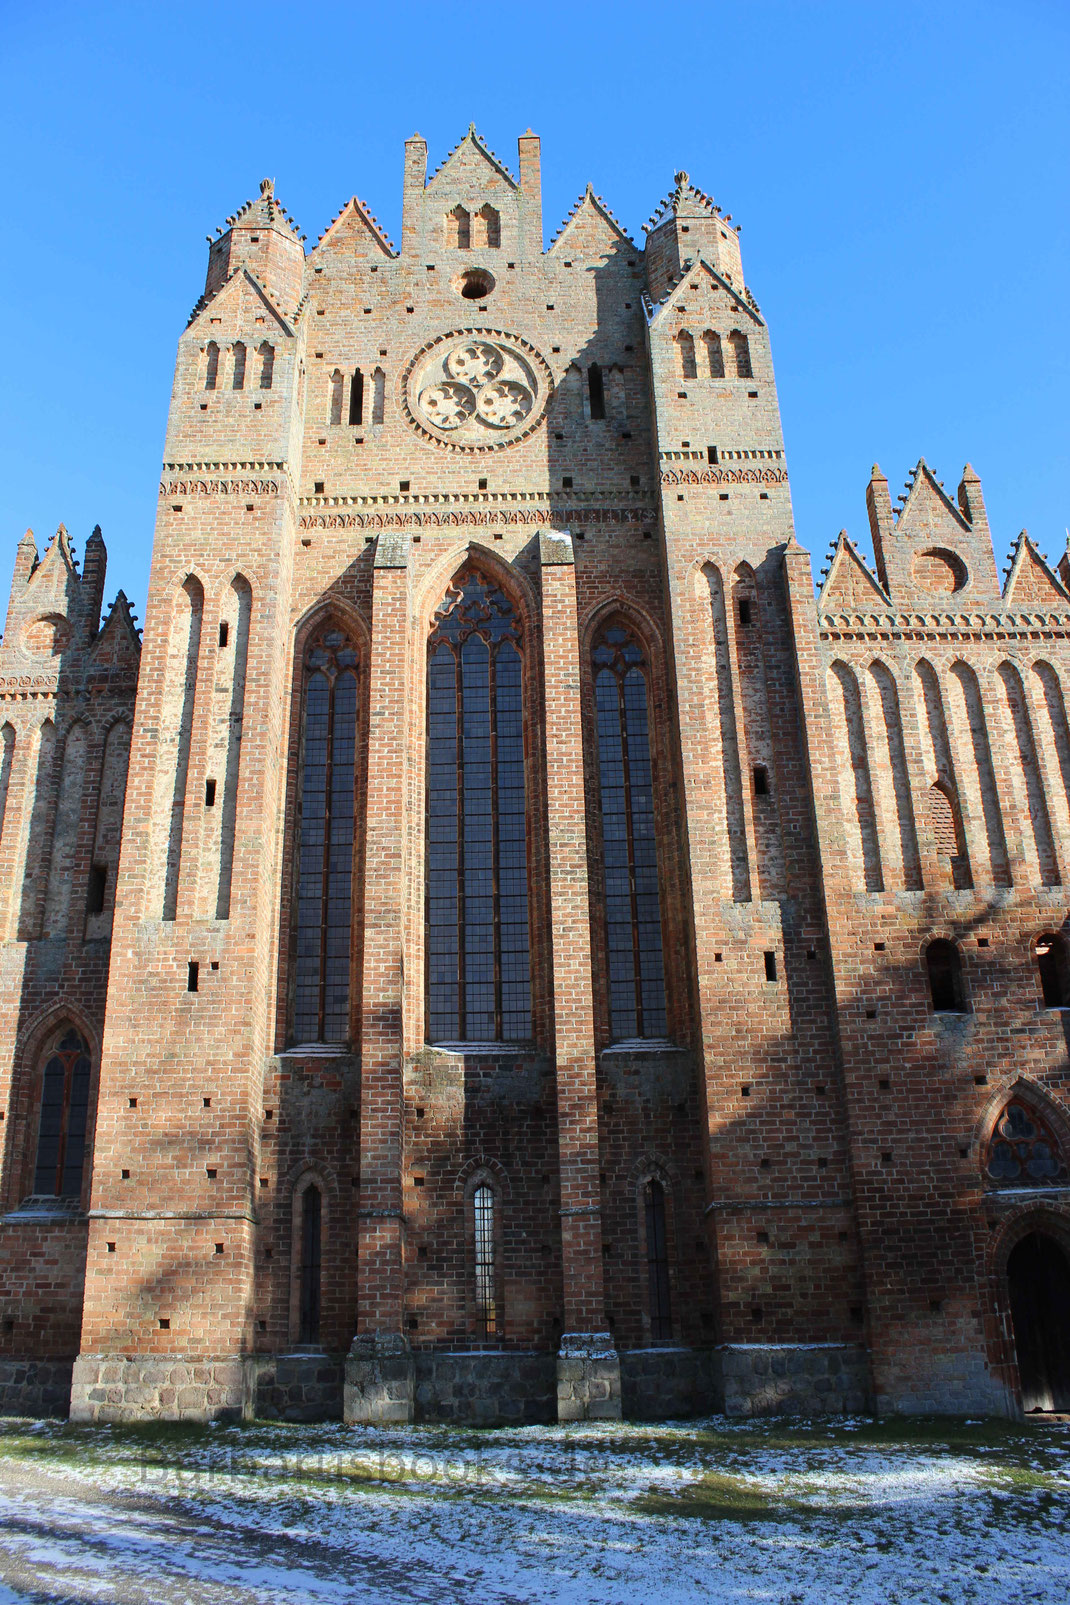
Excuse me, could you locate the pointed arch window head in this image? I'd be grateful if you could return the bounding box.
[426,571,532,1045]
[329,369,344,426]
[926,938,966,1013]
[1036,933,1070,1009]
[730,330,753,378]
[593,624,667,1041]
[703,330,725,378]
[257,342,274,389]
[927,781,971,888]
[675,330,697,380]
[985,1101,1068,1187]
[446,205,471,249]
[32,1026,91,1198]
[473,204,500,249]
[349,368,364,426]
[204,342,219,391]
[231,341,246,391]
[473,1183,499,1336]
[293,625,359,1045]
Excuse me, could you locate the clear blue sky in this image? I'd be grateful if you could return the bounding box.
[1,0,1066,614]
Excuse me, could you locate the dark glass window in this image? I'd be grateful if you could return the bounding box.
[349,368,364,426]
[298,1184,322,1343]
[593,625,667,1040]
[926,938,965,1013]
[644,1179,672,1339]
[294,627,358,1043]
[473,1183,499,1336]
[32,1027,91,1197]
[426,571,531,1044]
[986,1102,1068,1187]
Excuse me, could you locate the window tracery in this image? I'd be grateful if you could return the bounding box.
[426,571,531,1044]
[32,1026,91,1198]
[985,1101,1068,1187]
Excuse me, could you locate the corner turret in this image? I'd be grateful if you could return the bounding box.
[644,170,744,304]
[205,178,306,315]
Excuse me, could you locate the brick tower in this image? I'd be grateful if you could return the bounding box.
[1,130,1068,1424]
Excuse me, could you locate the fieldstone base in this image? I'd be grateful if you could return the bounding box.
[344,1332,414,1424]
[414,1349,556,1424]
[252,1351,344,1421]
[719,1344,871,1416]
[0,1358,74,1418]
[69,1354,251,1422]
[557,1332,622,1421]
[620,1346,721,1419]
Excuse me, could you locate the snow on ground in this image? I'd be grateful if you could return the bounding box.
[0,1414,1066,1603]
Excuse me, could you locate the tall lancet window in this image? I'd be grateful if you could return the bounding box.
[294,626,358,1044]
[594,624,667,1040]
[426,571,531,1044]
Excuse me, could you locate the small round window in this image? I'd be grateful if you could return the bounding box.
[457,268,495,301]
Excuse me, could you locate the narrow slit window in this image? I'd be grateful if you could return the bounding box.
[349,368,364,426]
[676,331,697,380]
[298,1184,322,1343]
[730,330,753,378]
[187,961,199,992]
[703,330,725,378]
[764,950,777,982]
[32,1027,92,1198]
[644,1179,672,1339]
[593,624,667,1041]
[293,627,359,1044]
[86,864,107,915]
[205,778,216,807]
[753,764,769,797]
[738,598,752,627]
[1037,933,1070,1008]
[588,363,606,420]
[426,571,531,1044]
[473,1183,499,1336]
[231,341,246,391]
[329,369,343,425]
[204,342,219,391]
[257,342,274,389]
[218,620,229,648]
[371,367,385,426]
[926,939,965,1012]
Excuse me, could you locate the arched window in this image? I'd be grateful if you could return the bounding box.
[473,1183,499,1336]
[32,1026,92,1198]
[426,571,531,1044]
[293,625,359,1044]
[593,624,667,1040]
[703,330,725,378]
[204,342,219,391]
[730,330,753,378]
[349,368,364,426]
[927,781,970,888]
[675,331,697,380]
[298,1184,322,1343]
[257,342,274,390]
[588,363,606,420]
[926,938,966,1013]
[985,1100,1068,1187]
[1036,934,1070,1008]
[231,341,246,391]
[371,367,385,425]
[329,369,344,425]
[446,205,471,249]
[473,204,500,248]
[643,1178,672,1339]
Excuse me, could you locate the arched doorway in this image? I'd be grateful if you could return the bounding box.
[1007,1232,1070,1412]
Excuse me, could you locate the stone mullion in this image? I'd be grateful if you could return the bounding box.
[539,532,620,1421]
[346,537,414,1423]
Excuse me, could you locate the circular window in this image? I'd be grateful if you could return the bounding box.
[912,548,968,595]
[402,329,553,452]
[456,268,495,301]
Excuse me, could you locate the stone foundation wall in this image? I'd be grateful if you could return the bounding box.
[620,1346,721,1419]
[0,1358,74,1418]
[720,1344,870,1416]
[253,1352,344,1421]
[70,1354,250,1422]
[414,1350,556,1424]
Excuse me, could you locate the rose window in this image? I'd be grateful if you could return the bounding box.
[405,331,551,451]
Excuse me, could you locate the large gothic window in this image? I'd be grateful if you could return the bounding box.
[593,625,667,1040]
[32,1026,92,1198]
[985,1101,1068,1188]
[294,626,358,1044]
[426,571,532,1044]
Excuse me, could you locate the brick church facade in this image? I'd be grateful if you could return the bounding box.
[1,127,1068,1424]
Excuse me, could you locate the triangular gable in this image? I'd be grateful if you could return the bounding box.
[547,185,634,257]
[314,196,396,259]
[90,591,142,665]
[1002,532,1070,608]
[818,531,890,611]
[26,524,79,606]
[187,267,294,337]
[894,458,971,539]
[647,257,762,328]
[425,125,518,193]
